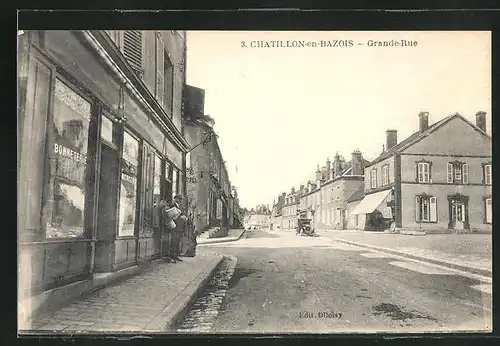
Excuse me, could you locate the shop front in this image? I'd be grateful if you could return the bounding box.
[18,30,188,317]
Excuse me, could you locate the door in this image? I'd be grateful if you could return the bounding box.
[95,143,120,271]
[451,200,466,230]
[341,209,347,230]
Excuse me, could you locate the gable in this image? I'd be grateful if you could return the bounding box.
[402,116,491,156]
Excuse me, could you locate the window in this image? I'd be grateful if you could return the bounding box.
[118,131,139,237]
[186,151,191,169]
[123,30,143,76]
[417,162,430,183]
[415,195,437,222]
[447,161,469,184]
[382,165,389,186]
[484,164,492,185]
[164,55,174,116]
[485,198,492,224]
[370,169,377,189]
[171,168,178,200]
[101,113,120,147]
[152,155,162,228]
[155,33,164,106]
[43,78,91,239]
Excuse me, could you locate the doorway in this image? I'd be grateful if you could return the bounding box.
[448,194,469,231]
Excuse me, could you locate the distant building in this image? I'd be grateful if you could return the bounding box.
[282,188,299,230]
[349,111,492,233]
[271,193,285,230]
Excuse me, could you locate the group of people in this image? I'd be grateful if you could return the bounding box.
[158,194,195,263]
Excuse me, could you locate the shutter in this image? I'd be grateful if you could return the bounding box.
[430,197,437,222]
[123,30,143,74]
[155,33,165,106]
[447,163,453,183]
[486,199,492,223]
[415,196,420,222]
[460,204,466,222]
[462,164,469,184]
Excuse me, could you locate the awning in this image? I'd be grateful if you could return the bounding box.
[351,189,391,215]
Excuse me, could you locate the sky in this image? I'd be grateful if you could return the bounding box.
[185,31,491,210]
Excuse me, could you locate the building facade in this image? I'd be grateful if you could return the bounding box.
[183,85,238,233]
[351,111,492,233]
[282,189,299,230]
[18,30,189,325]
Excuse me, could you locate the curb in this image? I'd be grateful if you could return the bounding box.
[331,238,492,278]
[146,253,225,332]
[197,229,247,245]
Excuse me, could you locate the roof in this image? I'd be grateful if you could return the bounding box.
[366,113,489,167]
[346,185,365,203]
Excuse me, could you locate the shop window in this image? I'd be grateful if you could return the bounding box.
[172,168,178,200]
[43,78,91,239]
[164,162,173,204]
[415,195,437,223]
[118,131,139,237]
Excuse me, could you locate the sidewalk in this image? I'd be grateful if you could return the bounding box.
[20,250,224,334]
[197,228,246,245]
[318,230,492,277]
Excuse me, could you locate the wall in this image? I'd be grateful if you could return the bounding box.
[184,123,211,232]
[401,183,492,231]
[364,155,395,193]
[402,116,491,157]
[400,154,491,185]
[346,200,366,230]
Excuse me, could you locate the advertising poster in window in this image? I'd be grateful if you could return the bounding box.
[44,79,90,238]
[118,132,139,237]
[152,155,162,228]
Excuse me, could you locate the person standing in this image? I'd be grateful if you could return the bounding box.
[169,195,186,263]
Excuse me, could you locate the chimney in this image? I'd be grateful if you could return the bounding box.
[351,149,364,176]
[418,111,429,133]
[300,184,304,194]
[315,164,322,181]
[321,166,327,181]
[475,111,487,132]
[326,158,332,180]
[291,187,295,194]
[386,130,398,150]
[333,153,342,177]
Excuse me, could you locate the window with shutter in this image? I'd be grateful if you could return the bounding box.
[123,30,143,75]
[415,196,420,221]
[462,164,469,184]
[417,162,430,183]
[447,163,453,183]
[164,56,174,116]
[485,198,492,224]
[484,164,492,185]
[429,197,437,222]
[155,33,165,106]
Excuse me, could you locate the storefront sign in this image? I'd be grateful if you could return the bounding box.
[54,142,87,164]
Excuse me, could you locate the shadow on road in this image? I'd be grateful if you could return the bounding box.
[228,265,259,289]
[245,230,280,239]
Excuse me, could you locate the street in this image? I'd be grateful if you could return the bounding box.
[178,229,492,333]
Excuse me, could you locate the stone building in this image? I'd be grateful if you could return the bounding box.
[350,111,492,233]
[183,85,238,233]
[18,30,189,327]
[282,188,299,230]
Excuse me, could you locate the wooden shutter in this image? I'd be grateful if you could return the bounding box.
[429,197,437,222]
[123,30,143,74]
[447,163,453,183]
[415,196,420,222]
[155,33,165,106]
[486,198,492,223]
[462,164,469,184]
